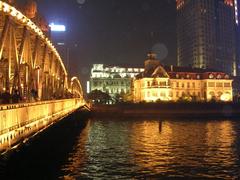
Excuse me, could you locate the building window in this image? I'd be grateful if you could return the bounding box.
[160,92,166,97]
[217,74,222,79]
[192,82,195,88]
[209,74,214,79]
[216,82,223,87]
[152,80,157,86]
[225,75,229,79]
[187,82,190,88]
[182,92,185,97]
[208,82,215,87]
[209,91,215,98]
[147,91,150,97]
[159,81,167,87]
[204,92,207,99]
[153,91,158,97]
[176,82,179,88]
[147,81,150,87]
[176,92,179,97]
[182,83,185,88]
[224,83,231,87]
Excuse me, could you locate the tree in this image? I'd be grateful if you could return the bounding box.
[87,90,111,104]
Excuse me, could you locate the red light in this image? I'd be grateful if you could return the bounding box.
[176,0,185,10]
[224,0,234,6]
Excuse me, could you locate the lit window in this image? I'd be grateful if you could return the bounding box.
[224,82,231,87]
[147,91,150,97]
[192,82,195,88]
[216,82,223,87]
[208,82,215,87]
[153,91,157,97]
[217,74,222,79]
[160,92,166,97]
[225,75,229,79]
[209,74,214,79]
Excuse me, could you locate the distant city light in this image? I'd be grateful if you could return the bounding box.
[57,42,65,46]
[87,81,90,93]
[234,0,239,25]
[49,23,66,32]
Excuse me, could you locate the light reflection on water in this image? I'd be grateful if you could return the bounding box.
[60,119,240,179]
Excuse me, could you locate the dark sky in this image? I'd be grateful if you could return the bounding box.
[18,0,177,90]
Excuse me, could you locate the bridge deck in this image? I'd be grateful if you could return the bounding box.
[0,98,87,154]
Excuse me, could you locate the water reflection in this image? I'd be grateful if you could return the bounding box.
[61,119,240,179]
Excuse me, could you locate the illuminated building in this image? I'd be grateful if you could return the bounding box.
[49,21,68,69]
[89,64,144,100]
[235,0,240,76]
[133,53,233,102]
[177,0,238,76]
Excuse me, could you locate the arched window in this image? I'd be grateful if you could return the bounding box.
[217,74,222,79]
[209,74,214,79]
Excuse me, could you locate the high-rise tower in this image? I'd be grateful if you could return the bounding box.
[177,0,237,76]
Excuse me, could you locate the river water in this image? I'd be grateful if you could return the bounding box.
[1,117,240,179]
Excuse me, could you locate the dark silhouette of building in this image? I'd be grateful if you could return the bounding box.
[177,0,238,76]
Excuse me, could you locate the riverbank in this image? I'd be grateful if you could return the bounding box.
[91,102,240,118]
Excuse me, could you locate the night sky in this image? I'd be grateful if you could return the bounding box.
[18,0,177,90]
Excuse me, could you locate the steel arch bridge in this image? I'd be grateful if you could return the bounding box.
[0,1,89,154]
[0,0,83,101]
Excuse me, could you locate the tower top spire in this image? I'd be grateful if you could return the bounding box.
[147,52,157,60]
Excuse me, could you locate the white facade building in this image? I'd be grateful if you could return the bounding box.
[88,64,144,100]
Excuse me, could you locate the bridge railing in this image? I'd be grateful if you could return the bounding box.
[0,98,85,111]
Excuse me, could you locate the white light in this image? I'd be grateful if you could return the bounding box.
[49,23,66,32]
[220,93,231,102]
[57,42,65,46]
[235,0,239,25]
[87,81,90,93]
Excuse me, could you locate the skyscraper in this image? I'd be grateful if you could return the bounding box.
[234,0,240,76]
[177,0,237,76]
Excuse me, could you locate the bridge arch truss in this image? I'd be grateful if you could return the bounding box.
[0,1,83,101]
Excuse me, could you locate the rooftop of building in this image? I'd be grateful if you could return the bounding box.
[136,64,231,80]
[135,52,232,80]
